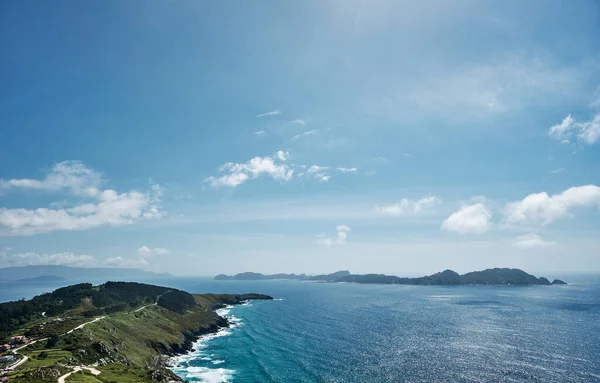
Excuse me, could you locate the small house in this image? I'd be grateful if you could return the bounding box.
[8,336,25,345]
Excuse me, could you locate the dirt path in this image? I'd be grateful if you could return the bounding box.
[10,293,164,373]
[10,338,47,354]
[57,366,101,383]
[65,316,106,335]
[133,302,157,313]
[6,355,29,371]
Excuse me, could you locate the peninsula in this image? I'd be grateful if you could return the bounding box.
[216,268,567,286]
[0,282,272,382]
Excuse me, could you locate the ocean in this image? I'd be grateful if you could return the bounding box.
[2,277,600,382]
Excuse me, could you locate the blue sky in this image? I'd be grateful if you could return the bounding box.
[1,0,600,276]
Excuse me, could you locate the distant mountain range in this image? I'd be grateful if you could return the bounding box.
[214,270,350,282]
[0,265,172,282]
[215,268,566,286]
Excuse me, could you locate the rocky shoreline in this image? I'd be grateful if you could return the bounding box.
[164,296,273,381]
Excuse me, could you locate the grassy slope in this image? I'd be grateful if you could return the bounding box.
[6,292,270,383]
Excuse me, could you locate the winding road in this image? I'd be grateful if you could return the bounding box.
[133,302,157,313]
[65,316,106,335]
[57,366,101,383]
[4,295,163,378]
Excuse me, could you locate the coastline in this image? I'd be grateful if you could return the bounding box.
[0,284,272,383]
[166,300,260,382]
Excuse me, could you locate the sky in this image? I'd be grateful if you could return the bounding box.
[1,0,600,276]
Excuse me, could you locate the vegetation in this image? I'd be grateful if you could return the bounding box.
[22,350,72,369]
[1,282,272,382]
[0,282,175,341]
[66,370,103,383]
[157,290,196,314]
[0,283,93,340]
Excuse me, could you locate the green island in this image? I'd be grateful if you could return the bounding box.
[0,282,272,383]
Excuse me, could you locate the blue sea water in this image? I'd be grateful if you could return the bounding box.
[2,277,600,382]
[164,279,600,383]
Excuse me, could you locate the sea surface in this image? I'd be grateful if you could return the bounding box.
[2,277,600,382]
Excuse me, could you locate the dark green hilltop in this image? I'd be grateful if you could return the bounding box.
[215,268,567,286]
[0,281,272,383]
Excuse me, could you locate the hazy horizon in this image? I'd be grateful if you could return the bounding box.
[2,264,598,281]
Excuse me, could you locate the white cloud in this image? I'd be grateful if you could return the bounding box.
[206,151,294,188]
[137,246,170,257]
[305,165,332,182]
[548,105,600,145]
[276,150,289,161]
[256,110,281,118]
[0,190,163,236]
[548,114,575,142]
[0,160,102,197]
[442,202,492,234]
[337,167,358,173]
[0,249,96,267]
[292,129,318,140]
[403,153,413,157]
[513,233,557,249]
[254,130,266,135]
[577,114,600,144]
[307,165,328,174]
[106,245,168,268]
[318,225,351,246]
[314,173,331,182]
[550,168,566,174]
[0,162,164,236]
[105,256,148,268]
[504,185,600,225]
[291,119,306,125]
[377,196,441,217]
[0,246,168,269]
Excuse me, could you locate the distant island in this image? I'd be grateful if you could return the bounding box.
[0,265,172,282]
[216,268,567,286]
[0,281,272,382]
[17,275,67,283]
[214,270,350,282]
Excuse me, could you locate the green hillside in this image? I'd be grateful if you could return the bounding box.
[0,282,272,383]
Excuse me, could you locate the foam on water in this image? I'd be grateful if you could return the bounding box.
[169,304,242,382]
[176,366,235,383]
[215,304,234,317]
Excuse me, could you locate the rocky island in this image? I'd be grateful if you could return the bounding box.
[0,282,272,382]
[337,268,567,285]
[215,270,350,282]
[216,268,566,286]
